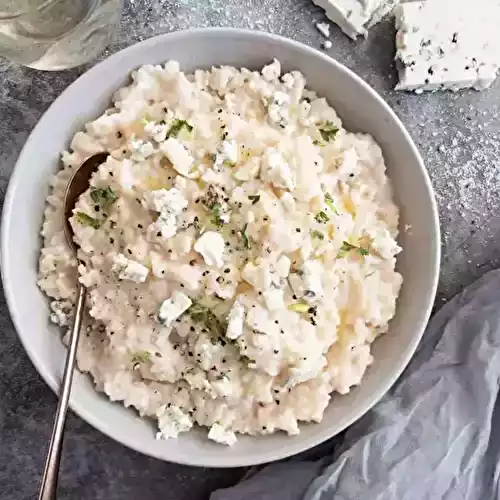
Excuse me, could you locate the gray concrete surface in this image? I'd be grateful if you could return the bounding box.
[1,1,499,499]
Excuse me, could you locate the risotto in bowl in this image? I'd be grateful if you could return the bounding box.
[2,29,439,466]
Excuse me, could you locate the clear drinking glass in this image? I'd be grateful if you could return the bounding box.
[0,0,122,70]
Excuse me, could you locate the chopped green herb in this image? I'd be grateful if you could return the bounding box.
[288,302,310,313]
[131,350,151,365]
[314,211,330,224]
[211,203,222,216]
[167,119,193,138]
[90,186,117,207]
[187,302,209,322]
[339,241,369,257]
[324,193,338,214]
[241,224,251,249]
[210,203,224,227]
[187,302,227,340]
[339,241,356,253]
[76,212,100,229]
[248,195,260,205]
[223,159,235,168]
[318,121,339,142]
[310,229,325,240]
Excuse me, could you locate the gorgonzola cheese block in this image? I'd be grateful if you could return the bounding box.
[395,1,500,93]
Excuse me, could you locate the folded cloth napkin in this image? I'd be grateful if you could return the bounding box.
[211,270,500,500]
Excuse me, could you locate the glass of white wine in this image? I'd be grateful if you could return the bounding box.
[0,0,122,70]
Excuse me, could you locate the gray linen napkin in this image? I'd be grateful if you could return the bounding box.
[211,269,500,500]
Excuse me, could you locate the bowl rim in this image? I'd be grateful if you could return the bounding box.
[1,27,440,467]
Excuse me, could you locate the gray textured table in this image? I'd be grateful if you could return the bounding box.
[1,1,499,499]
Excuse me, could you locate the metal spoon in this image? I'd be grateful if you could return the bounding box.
[38,152,109,500]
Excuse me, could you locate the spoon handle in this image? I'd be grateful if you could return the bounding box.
[38,285,87,500]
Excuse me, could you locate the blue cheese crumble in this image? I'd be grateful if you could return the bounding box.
[208,423,237,446]
[111,254,149,283]
[156,405,193,440]
[158,291,193,327]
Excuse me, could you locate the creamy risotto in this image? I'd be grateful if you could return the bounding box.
[38,60,402,446]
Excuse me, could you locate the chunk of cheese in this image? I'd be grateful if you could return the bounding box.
[312,0,401,40]
[394,1,500,93]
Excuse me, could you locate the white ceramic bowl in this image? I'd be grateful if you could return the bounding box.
[1,29,440,467]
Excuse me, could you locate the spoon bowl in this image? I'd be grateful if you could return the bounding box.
[63,152,109,254]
